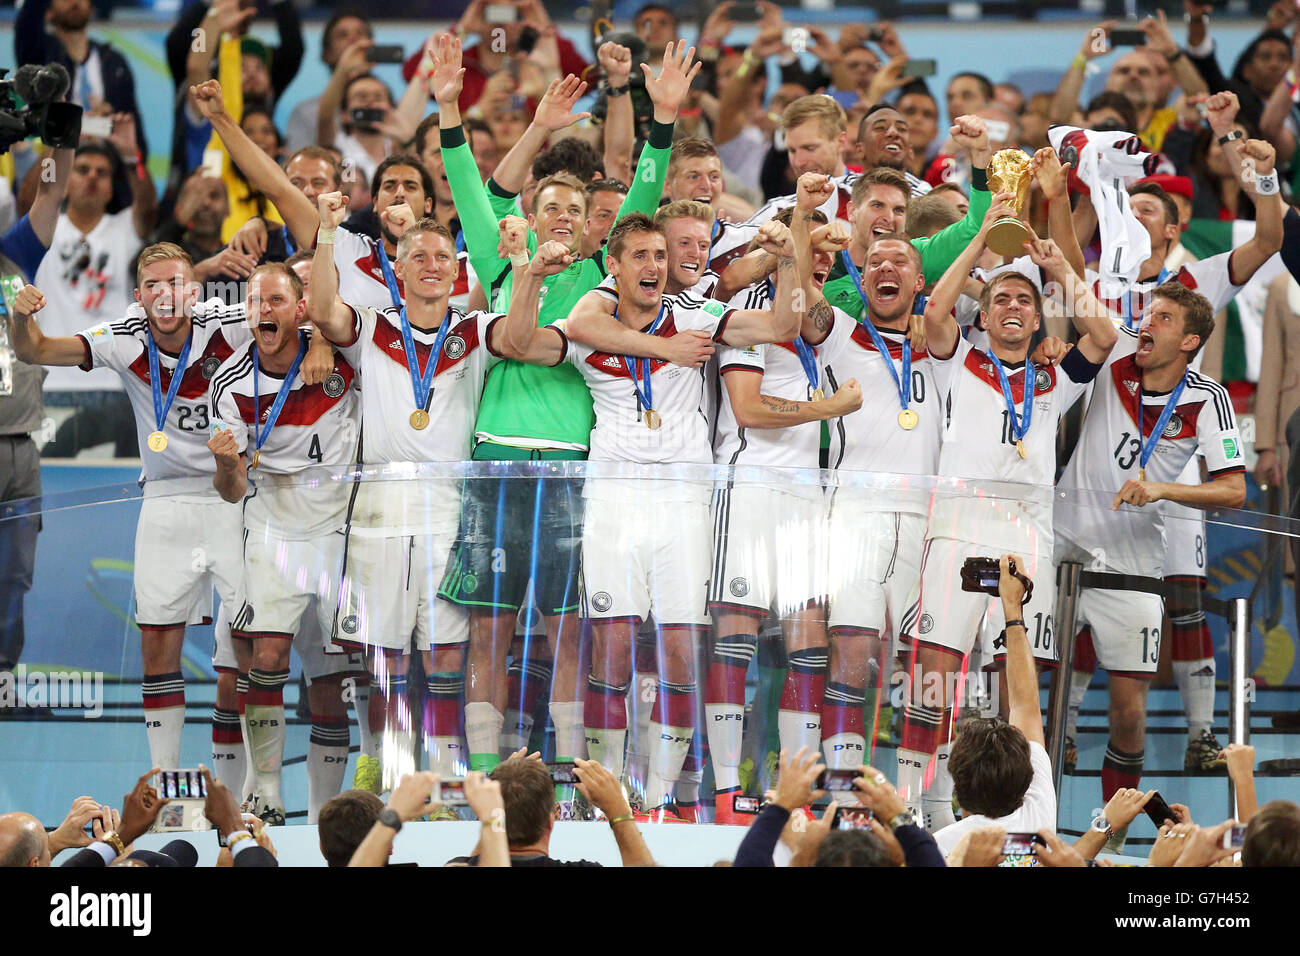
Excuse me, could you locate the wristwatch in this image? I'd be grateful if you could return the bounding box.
[889,809,918,831]
[1090,814,1114,839]
[379,808,403,833]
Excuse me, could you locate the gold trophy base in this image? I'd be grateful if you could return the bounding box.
[986,217,1032,259]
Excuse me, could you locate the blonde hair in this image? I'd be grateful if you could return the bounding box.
[135,242,194,288]
[654,200,714,229]
[781,94,847,139]
[396,216,455,261]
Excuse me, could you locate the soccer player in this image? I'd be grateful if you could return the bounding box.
[903,205,1118,831]
[557,212,813,811]
[661,137,758,273]
[431,33,696,772]
[8,243,332,776]
[207,263,364,823]
[704,184,864,823]
[307,192,714,789]
[1055,280,1245,850]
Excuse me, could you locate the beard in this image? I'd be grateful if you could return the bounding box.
[50,5,92,30]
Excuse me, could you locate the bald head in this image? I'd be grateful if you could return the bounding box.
[0,812,50,867]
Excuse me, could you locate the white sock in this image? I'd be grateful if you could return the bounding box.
[380,715,417,792]
[646,722,692,807]
[245,669,289,812]
[307,719,350,824]
[353,679,380,761]
[676,765,703,806]
[626,668,656,791]
[1066,669,1091,741]
[1174,658,1216,739]
[465,702,505,766]
[921,743,956,832]
[142,671,185,770]
[822,732,867,770]
[705,702,745,790]
[778,707,823,758]
[895,747,929,812]
[499,710,534,759]
[585,726,627,781]
[549,700,586,761]
[211,708,246,796]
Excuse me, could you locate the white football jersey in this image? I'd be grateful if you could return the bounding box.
[819,304,942,515]
[712,282,825,477]
[210,334,360,538]
[558,292,733,474]
[746,172,858,232]
[928,336,1101,549]
[1056,327,1244,574]
[709,218,762,273]
[78,299,250,493]
[1089,252,1241,329]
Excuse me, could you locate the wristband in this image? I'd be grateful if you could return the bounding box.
[101,830,126,856]
[1255,170,1280,196]
[316,227,337,245]
[1004,618,1026,631]
[1164,49,1184,63]
[510,252,530,269]
[1071,53,1087,72]
[736,50,759,79]
[605,82,630,97]
[1217,129,1243,146]
[607,814,635,825]
[225,830,254,850]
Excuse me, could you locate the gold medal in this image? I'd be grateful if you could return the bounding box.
[644,409,662,430]
[811,388,825,402]
[251,450,261,470]
[410,409,430,430]
[897,409,918,430]
[1138,467,1146,482]
[146,430,168,453]
[1016,439,1027,460]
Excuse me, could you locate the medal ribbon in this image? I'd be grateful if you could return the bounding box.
[282,225,295,256]
[252,334,308,456]
[1123,267,1170,329]
[145,326,193,437]
[399,307,453,413]
[840,250,911,411]
[988,350,1034,446]
[375,241,404,309]
[766,277,821,396]
[617,302,667,417]
[1137,373,1189,475]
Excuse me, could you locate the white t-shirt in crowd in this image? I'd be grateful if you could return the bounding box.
[933,740,1056,858]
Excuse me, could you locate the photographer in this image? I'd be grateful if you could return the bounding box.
[933,555,1057,858]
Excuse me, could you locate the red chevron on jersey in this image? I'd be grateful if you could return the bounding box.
[355,248,406,299]
[126,330,238,400]
[233,358,356,427]
[583,317,678,378]
[962,347,1056,403]
[369,311,484,377]
[1109,354,1205,440]
[847,323,931,360]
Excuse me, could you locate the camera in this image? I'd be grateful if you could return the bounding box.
[0,63,83,153]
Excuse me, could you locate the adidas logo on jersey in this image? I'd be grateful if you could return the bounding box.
[601,356,621,369]
[389,340,405,352]
[1124,380,1139,394]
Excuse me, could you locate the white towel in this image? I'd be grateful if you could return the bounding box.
[1049,124,1159,285]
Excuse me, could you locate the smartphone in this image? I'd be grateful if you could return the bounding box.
[1222,824,1246,850]
[440,779,468,805]
[350,108,386,128]
[901,59,937,79]
[1003,831,1046,856]
[517,25,539,55]
[835,806,874,830]
[867,28,885,43]
[485,3,518,23]
[730,2,762,22]
[80,115,113,138]
[1144,790,1178,827]
[366,45,405,64]
[733,796,763,814]
[1109,28,1147,47]
[815,768,859,792]
[160,769,207,801]
[548,762,579,785]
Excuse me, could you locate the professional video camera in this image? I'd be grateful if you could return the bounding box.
[0,63,83,153]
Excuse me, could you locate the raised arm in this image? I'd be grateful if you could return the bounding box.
[924,194,1011,359]
[491,237,572,364]
[1030,146,1085,283]
[108,114,157,240]
[491,74,591,197]
[1141,10,1207,99]
[1050,22,1115,126]
[1224,138,1285,285]
[1000,555,1044,747]
[913,116,994,281]
[192,80,318,248]
[597,42,634,186]
[25,146,72,247]
[9,285,88,366]
[307,192,358,344]
[721,221,803,347]
[1023,232,1116,362]
[616,40,701,222]
[186,0,253,91]
[573,757,655,867]
[316,38,374,150]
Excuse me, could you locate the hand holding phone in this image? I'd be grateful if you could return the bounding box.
[1002,831,1046,856]
[1143,791,1178,827]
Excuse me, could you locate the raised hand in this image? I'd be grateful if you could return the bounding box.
[573,757,634,818]
[107,113,138,159]
[14,284,45,317]
[662,329,716,368]
[950,114,991,168]
[1204,90,1240,137]
[119,767,169,843]
[1030,335,1072,367]
[1024,234,1070,277]
[1079,20,1118,60]
[317,191,350,231]
[1138,9,1179,58]
[772,746,826,811]
[642,39,702,122]
[1240,138,1277,179]
[978,191,1018,238]
[796,171,835,212]
[851,764,906,820]
[527,239,576,277]
[810,222,852,254]
[227,216,268,260]
[497,214,530,259]
[755,220,796,260]
[1030,146,1072,201]
[431,33,467,107]
[699,1,736,46]
[209,0,256,38]
[199,766,242,838]
[597,40,633,87]
[379,202,416,241]
[387,771,440,822]
[464,771,505,824]
[533,74,591,132]
[189,80,229,122]
[333,38,374,82]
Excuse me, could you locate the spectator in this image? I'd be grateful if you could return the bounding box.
[166,0,304,106]
[1161,100,1258,221]
[897,88,941,177]
[0,796,114,866]
[581,179,629,258]
[1186,11,1290,132]
[317,789,383,867]
[946,72,992,126]
[1243,802,1300,866]
[286,11,373,153]
[1256,272,1300,518]
[147,170,257,296]
[933,555,1056,858]
[15,0,147,155]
